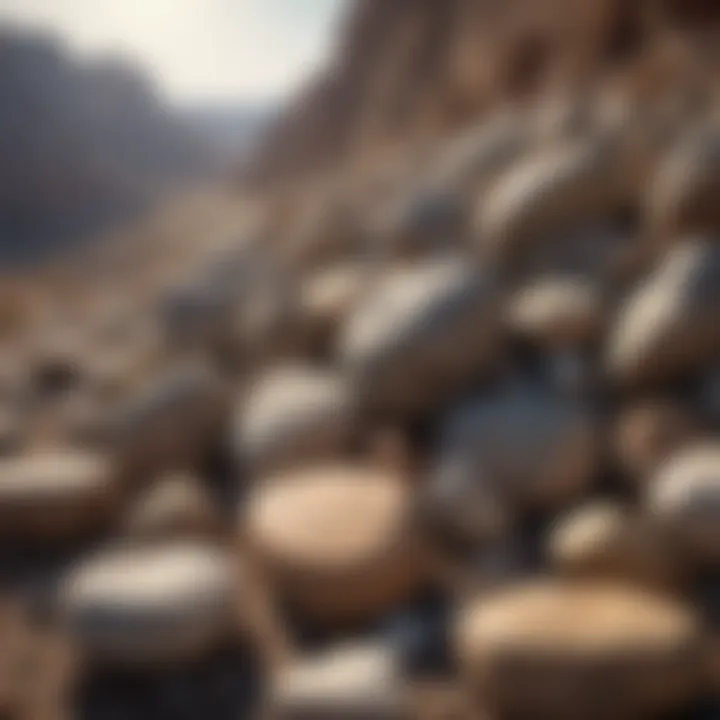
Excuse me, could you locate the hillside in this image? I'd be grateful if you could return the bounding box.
[0,26,216,264]
[248,0,720,187]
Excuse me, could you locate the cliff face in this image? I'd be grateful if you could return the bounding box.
[249,0,720,187]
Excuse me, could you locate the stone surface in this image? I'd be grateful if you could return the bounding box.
[60,542,238,665]
[245,464,426,624]
[648,443,720,565]
[438,388,596,510]
[457,581,704,719]
[607,238,720,386]
[124,473,222,541]
[233,365,358,477]
[339,257,500,415]
[270,643,405,719]
[0,450,117,540]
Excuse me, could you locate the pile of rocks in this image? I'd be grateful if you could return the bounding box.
[2,91,720,719]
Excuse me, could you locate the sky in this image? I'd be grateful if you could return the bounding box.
[0,0,348,104]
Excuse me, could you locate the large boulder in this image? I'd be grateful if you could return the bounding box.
[339,257,501,416]
[244,464,426,624]
[607,238,720,386]
[437,388,596,511]
[59,542,238,666]
[232,365,358,477]
[456,581,704,719]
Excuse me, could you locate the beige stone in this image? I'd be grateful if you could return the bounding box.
[457,581,704,719]
[60,542,238,665]
[245,465,425,624]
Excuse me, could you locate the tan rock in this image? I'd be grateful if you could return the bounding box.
[270,643,406,719]
[614,400,700,482]
[607,238,720,386]
[477,137,629,269]
[456,581,704,719]
[548,501,679,588]
[509,276,604,349]
[60,542,238,665]
[245,465,426,624]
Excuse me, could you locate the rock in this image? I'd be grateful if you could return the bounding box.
[424,455,511,547]
[59,542,238,665]
[456,581,704,719]
[339,257,501,416]
[270,643,405,719]
[107,362,228,479]
[509,276,604,349]
[159,280,237,356]
[607,238,720,386]
[233,366,358,477]
[430,113,530,195]
[0,450,117,540]
[300,264,370,352]
[245,464,426,624]
[648,444,720,565]
[647,128,720,242]
[548,501,679,588]
[438,388,596,511]
[614,400,701,483]
[124,473,222,541]
[477,137,628,270]
[372,187,467,260]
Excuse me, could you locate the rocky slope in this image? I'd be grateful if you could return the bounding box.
[249,0,720,187]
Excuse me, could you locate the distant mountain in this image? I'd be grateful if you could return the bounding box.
[180,102,278,168]
[0,24,217,264]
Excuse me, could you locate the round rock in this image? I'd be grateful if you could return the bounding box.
[233,365,358,477]
[607,238,720,386]
[60,542,238,665]
[245,465,426,624]
[339,257,500,416]
[457,581,704,719]
[438,389,596,511]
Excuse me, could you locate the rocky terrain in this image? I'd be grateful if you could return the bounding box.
[2,1,720,719]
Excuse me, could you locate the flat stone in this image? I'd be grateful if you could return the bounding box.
[245,465,425,624]
[60,542,238,665]
[0,450,117,540]
[270,643,405,719]
[457,581,704,719]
